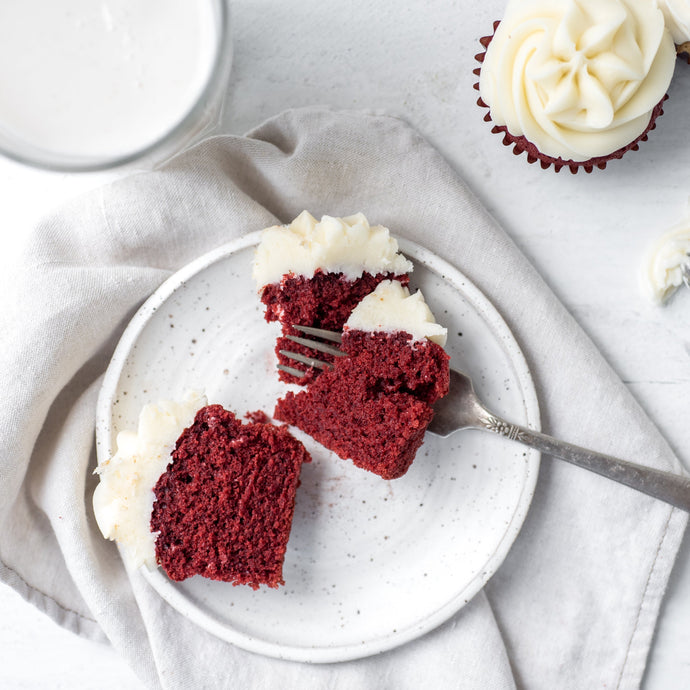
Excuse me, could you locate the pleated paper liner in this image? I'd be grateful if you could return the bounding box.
[473,21,668,174]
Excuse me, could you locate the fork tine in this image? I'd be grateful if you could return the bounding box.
[292,325,343,343]
[277,363,308,378]
[279,349,335,370]
[285,334,346,357]
[278,325,344,377]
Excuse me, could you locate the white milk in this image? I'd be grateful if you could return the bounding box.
[0,0,222,163]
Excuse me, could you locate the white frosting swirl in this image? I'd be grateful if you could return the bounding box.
[480,0,676,162]
[252,211,412,287]
[657,0,690,44]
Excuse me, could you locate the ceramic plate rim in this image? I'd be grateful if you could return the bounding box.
[95,231,540,663]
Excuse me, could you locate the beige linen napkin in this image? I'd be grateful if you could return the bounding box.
[0,107,686,689]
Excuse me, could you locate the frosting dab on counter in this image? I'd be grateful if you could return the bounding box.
[252,211,413,287]
[641,221,690,303]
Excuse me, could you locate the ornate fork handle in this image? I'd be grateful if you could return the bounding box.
[479,411,690,512]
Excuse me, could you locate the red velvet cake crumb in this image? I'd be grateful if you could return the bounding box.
[245,409,271,424]
[151,405,311,588]
[260,270,409,383]
[274,330,449,480]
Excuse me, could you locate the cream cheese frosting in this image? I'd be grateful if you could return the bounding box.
[641,221,690,303]
[252,211,413,287]
[93,391,206,569]
[657,0,690,43]
[479,0,676,162]
[345,280,447,346]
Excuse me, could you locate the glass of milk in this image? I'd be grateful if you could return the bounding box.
[0,0,232,171]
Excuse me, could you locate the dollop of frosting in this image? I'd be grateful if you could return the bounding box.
[346,280,447,346]
[641,221,690,303]
[657,0,690,44]
[93,391,206,569]
[252,211,413,287]
[479,0,676,161]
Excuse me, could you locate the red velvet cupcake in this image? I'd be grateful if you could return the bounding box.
[475,0,677,173]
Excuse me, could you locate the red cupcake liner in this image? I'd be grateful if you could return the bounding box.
[473,22,668,174]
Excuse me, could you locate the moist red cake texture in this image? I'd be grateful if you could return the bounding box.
[151,405,311,588]
[260,270,409,383]
[274,329,450,480]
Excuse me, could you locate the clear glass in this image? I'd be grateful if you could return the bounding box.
[0,0,233,172]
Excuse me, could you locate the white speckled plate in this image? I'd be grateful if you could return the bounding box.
[95,232,540,663]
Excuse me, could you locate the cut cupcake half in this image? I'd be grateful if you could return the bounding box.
[93,394,311,588]
[274,280,450,480]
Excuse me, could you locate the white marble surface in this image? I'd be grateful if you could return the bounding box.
[2,0,690,687]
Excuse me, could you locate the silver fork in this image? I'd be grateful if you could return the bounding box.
[280,325,690,512]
